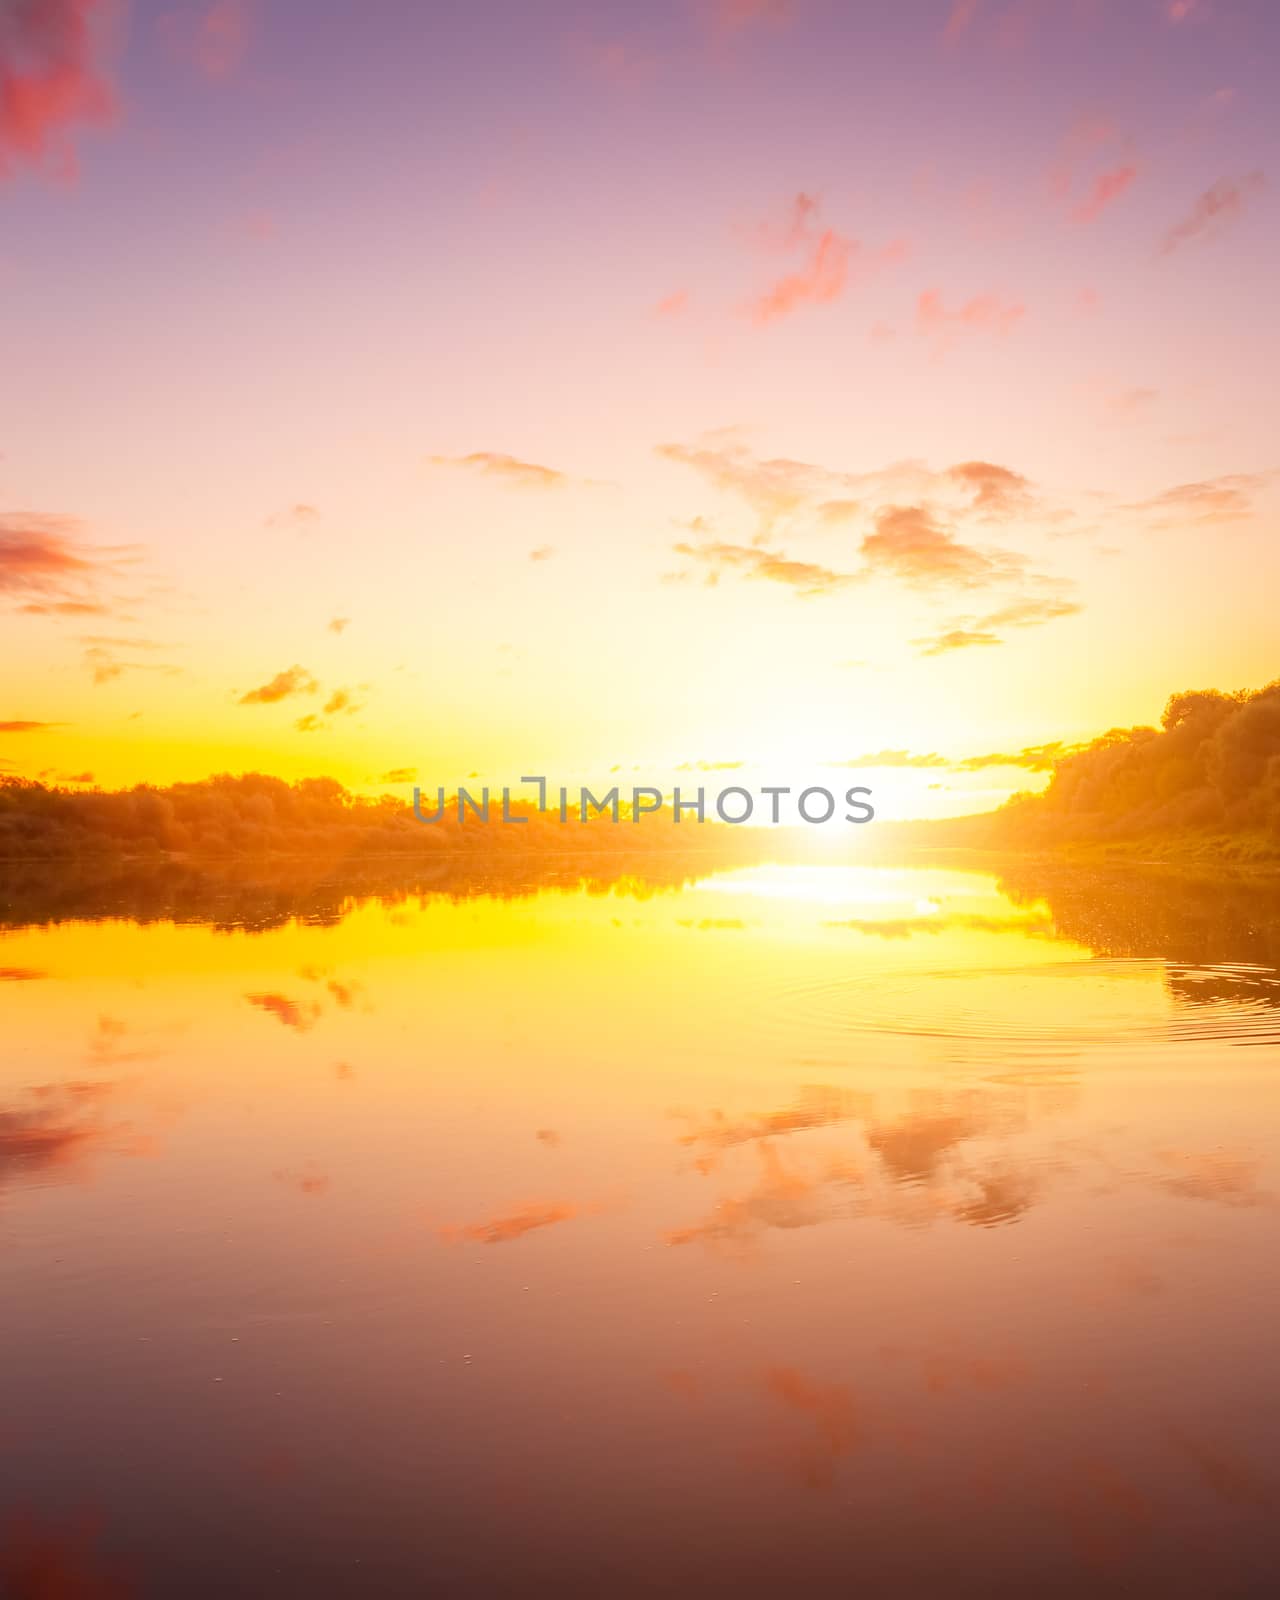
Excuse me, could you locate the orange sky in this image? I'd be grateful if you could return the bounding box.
[2,0,1277,818]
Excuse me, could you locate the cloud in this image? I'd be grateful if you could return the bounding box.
[82,652,123,684]
[713,0,795,33]
[275,1165,330,1197]
[828,750,950,770]
[916,289,1025,346]
[953,741,1075,772]
[576,35,658,85]
[945,460,1034,517]
[0,1507,138,1597]
[1196,86,1235,121]
[235,204,274,241]
[78,634,179,686]
[79,633,166,651]
[294,685,363,731]
[1104,386,1159,418]
[658,438,831,537]
[860,505,1025,589]
[0,1080,136,1197]
[675,1088,871,1161]
[912,589,1080,658]
[0,0,115,183]
[979,595,1081,628]
[1048,113,1140,229]
[656,437,1079,634]
[752,228,852,325]
[17,598,116,616]
[0,720,59,733]
[1159,172,1266,255]
[238,665,318,705]
[914,627,1003,656]
[659,439,1049,540]
[266,502,320,529]
[439,1201,579,1245]
[655,289,689,316]
[665,1142,859,1249]
[747,193,905,326]
[1165,1426,1273,1513]
[671,539,854,597]
[430,451,569,489]
[321,688,358,717]
[528,544,555,561]
[327,616,350,634]
[583,0,793,73]
[245,992,317,1031]
[754,1365,859,1486]
[0,516,136,606]
[866,1103,988,1183]
[1071,164,1139,223]
[379,768,416,784]
[942,0,980,41]
[667,1086,1044,1251]
[193,0,250,79]
[161,0,252,81]
[1153,1147,1267,1207]
[1126,470,1274,528]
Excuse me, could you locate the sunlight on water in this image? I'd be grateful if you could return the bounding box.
[2,860,1278,1596]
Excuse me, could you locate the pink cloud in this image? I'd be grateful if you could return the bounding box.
[1071,163,1139,223]
[430,451,569,489]
[236,206,274,241]
[161,0,251,82]
[1048,115,1117,203]
[747,194,905,326]
[655,289,690,317]
[942,0,981,41]
[577,36,657,85]
[1104,386,1158,418]
[440,1200,580,1246]
[752,230,852,324]
[0,515,137,607]
[713,0,795,35]
[672,538,854,597]
[193,0,250,80]
[860,505,1025,589]
[1159,172,1267,255]
[916,288,1025,345]
[0,0,115,182]
[1048,114,1140,227]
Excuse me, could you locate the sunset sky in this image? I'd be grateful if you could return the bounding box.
[2,0,1277,817]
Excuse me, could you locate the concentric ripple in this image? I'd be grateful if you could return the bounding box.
[775,958,1280,1053]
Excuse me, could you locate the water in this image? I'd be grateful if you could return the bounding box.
[2,858,1278,1596]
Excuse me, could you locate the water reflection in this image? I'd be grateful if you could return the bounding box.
[1,857,1277,1595]
[0,1507,135,1599]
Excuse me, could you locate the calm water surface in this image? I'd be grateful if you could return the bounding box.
[2,859,1278,1596]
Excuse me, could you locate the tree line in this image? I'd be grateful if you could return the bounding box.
[996,679,1280,850]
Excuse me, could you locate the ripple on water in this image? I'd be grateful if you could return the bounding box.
[772,958,1280,1056]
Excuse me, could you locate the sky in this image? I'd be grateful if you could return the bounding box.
[1,0,1278,818]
